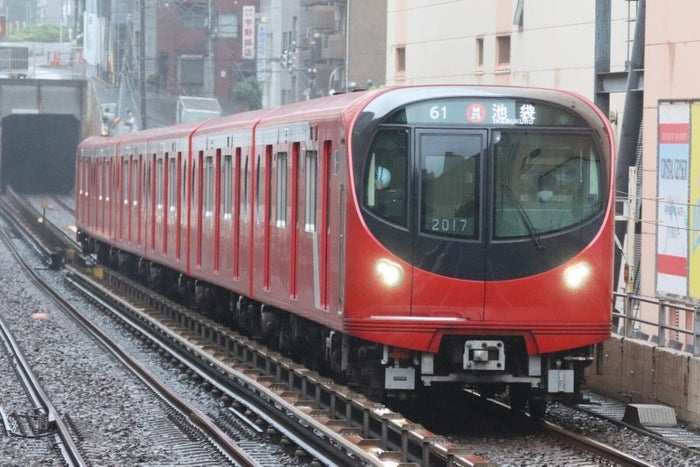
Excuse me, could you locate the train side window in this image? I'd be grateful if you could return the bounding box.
[205,155,214,216]
[305,150,317,232]
[156,156,164,209]
[97,159,103,201]
[223,154,232,218]
[255,155,262,223]
[123,159,129,204]
[131,159,138,206]
[241,155,249,220]
[169,156,177,211]
[192,155,199,213]
[105,159,111,201]
[276,152,287,228]
[364,129,408,227]
[181,157,187,216]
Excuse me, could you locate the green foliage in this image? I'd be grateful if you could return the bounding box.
[6,25,62,43]
[232,76,262,111]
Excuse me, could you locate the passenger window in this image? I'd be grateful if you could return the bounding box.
[305,150,317,232]
[276,152,287,227]
[364,129,408,227]
[223,154,232,217]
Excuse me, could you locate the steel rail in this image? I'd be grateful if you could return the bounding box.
[0,219,86,466]
[0,196,257,467]
[72,265,492,467]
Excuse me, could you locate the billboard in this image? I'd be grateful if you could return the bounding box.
[656,102,690,297]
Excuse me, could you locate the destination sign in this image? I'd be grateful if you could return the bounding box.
[393,98,583,127]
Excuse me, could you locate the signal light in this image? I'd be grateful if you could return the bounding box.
[0,16,6,38]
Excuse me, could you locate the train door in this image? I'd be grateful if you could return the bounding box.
[320,140,332,310]
[105,158,111,236]
[165,152,178,259]
[120,156,127,242]
[211,150,221,273]
[289,143,300,299]
[263,146,272,291]
[218,150,234,279]
[411,129,486,319]
[97,158,104,234]
[131,154,145,247]
[232,148,242,282]
[156,152,168,256]
[193,151,203,269]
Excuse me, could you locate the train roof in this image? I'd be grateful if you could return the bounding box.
[79,85,608,156]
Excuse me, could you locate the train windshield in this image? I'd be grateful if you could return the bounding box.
[362,127,604,241]
[364,129,409,227]
[419,132,481,239]
[493,131,603,238]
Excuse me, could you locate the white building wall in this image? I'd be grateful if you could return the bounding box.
[387,0,633,104]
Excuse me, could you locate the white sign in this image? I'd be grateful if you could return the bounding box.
[242,6,255,59]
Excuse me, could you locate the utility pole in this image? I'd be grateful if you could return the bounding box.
[139,0,147,129]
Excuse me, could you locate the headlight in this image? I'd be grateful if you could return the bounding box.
[375,259,405,287]
[564,262,591,290]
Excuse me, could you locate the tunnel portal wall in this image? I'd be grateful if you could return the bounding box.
[1,113,80,194]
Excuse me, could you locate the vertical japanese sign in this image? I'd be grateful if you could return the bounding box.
[242,6,255,60]
[690,103,700,299]
[257,22,266,82]
[656,102,690,297]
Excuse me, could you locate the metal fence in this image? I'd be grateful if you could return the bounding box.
[613,292,700,357]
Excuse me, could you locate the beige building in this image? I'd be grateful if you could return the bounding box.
[386,1,630,90]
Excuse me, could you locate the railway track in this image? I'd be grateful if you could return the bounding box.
[5,189,700,465]
[0,198,253,465]
[65,264,490,466]
[0,307,85,465]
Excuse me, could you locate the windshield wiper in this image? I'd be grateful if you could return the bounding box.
[502,185,544,250]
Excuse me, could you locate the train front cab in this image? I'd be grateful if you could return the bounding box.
[344,87,614,409]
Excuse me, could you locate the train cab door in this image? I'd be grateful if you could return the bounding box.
[411,129,486,320]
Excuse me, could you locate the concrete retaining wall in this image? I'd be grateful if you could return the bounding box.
[585,335,700,428]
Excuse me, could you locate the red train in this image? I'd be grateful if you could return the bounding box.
[76,85,614,413]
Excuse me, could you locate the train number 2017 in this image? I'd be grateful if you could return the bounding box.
[429,217,471,234]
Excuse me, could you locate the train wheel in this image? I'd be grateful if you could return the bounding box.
[528,397,547,418]
[508,383,529,412]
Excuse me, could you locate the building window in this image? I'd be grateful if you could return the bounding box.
[497,35,511,67]
[180,3,207,29]
[396,46,406,75]
[476,37,484,68]
[218,13,238,38]
[513,0,524,30]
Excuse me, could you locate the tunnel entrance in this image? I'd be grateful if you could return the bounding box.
[1,114,80,194]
